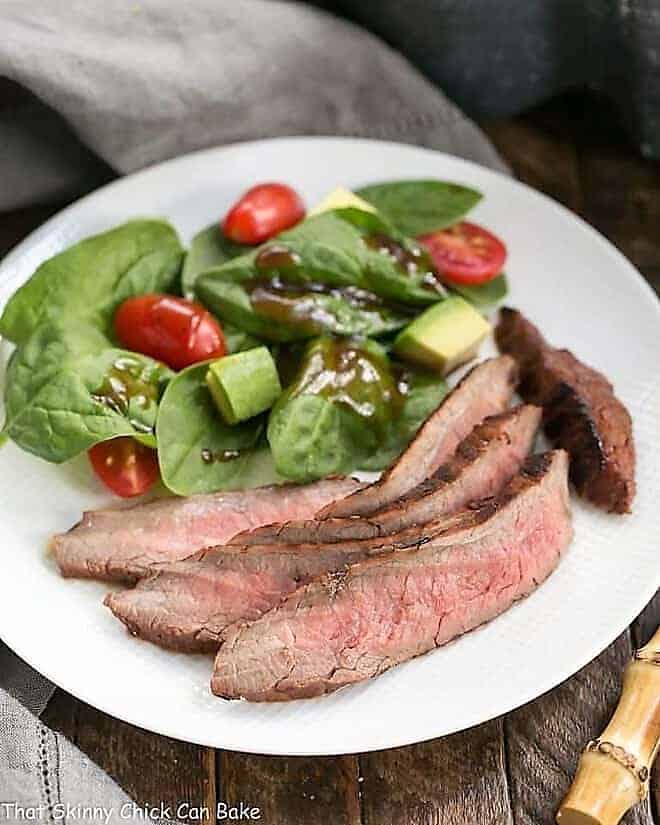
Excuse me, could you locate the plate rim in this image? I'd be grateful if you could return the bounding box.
[1,135,658,755]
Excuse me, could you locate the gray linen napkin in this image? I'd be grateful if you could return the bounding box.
[0,0,505,211]
[0,0,505,813]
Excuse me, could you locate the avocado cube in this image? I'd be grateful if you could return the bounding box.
[392,296,491,375]
[308,187,377,217]
[206,346,281,425]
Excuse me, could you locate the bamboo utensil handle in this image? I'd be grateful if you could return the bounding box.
[556,626,660,825]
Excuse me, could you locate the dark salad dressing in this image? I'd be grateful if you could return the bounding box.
[246,275,410,334]
[249,233,444,334]
[200,447,243,464]
[362,232,444,292]
[91,357,159,434]
[291,336,407,439]
[254,244,302,275]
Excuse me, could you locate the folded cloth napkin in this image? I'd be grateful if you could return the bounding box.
[1,647,178,825]
[0,0,505,212]
[0,0,505,813]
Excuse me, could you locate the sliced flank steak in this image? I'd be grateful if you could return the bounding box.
[496,307,635,513]
[211,450,572,701]
[235,404,541,545]
[105,405,539,652]
[318,355,518,519]
[52,476,362,583]
[105,534,407,653]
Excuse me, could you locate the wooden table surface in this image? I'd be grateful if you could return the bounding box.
[2,92,658,825]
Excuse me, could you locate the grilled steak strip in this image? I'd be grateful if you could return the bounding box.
[211,450,572,701]
[105,406,540,652]
[106,535,404,652]
[495,307,635,513]
[234,405,541,545]
[318,355,518,519]
[52,477,362,583]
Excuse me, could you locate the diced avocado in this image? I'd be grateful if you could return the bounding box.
[205,346,282,425]
[392,296,491,375]
[308,187,377,217]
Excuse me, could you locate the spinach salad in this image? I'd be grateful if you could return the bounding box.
[0,180,509,497]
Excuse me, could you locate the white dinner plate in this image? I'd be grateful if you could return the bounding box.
[0,138,658,755]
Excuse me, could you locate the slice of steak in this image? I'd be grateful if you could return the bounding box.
[211,450,572,701]
[52,476,362,583]
[106,537,396,652]
[495,307,635,513]
[107,499,506,653]
[234,404,541,545]
[317,355,518,519]
[105,405,540,652]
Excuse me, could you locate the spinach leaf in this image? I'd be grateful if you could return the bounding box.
[204,212,366,290]
[336,207,448,306]
[156,362,277,495]
[450,273,509,307]
[267,337,397,482]
[268,393,373,481]
[197,271,411,342]
[356,180,482,236]
[181,223,247,299]
[222,324,262,354]
[196,209,445,341]
[358,367,447,471]
[3,321,172,462]
[0,219,183,344]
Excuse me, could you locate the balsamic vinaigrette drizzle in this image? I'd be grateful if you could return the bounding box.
[197,232,442,465]
[362,232,444,291]
[91,357,159,434]
[292,337,409,440]
[254,244,302,273]
[200,448,243,464]
[252,243,398,333]
[248,232,445,332]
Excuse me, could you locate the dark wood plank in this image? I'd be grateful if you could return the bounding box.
[503,630,654,825]
[482,117,583,214]
[573,108,660,290]
[359,720,512,825]
[219,753,360,825]
[43,690,217,821]
[485,93,660,295]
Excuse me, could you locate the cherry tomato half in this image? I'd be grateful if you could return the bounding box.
[89,438,160,498]
[114,294,226,371]
[223,183,305,245]
[418,221,507,286]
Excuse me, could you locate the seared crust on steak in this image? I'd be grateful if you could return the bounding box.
[52,477,363,582]
[495,307,635,513]
[211,450,572,701]
[104,405,540,652]
[318,355,518,519]
[234,405,541,545]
